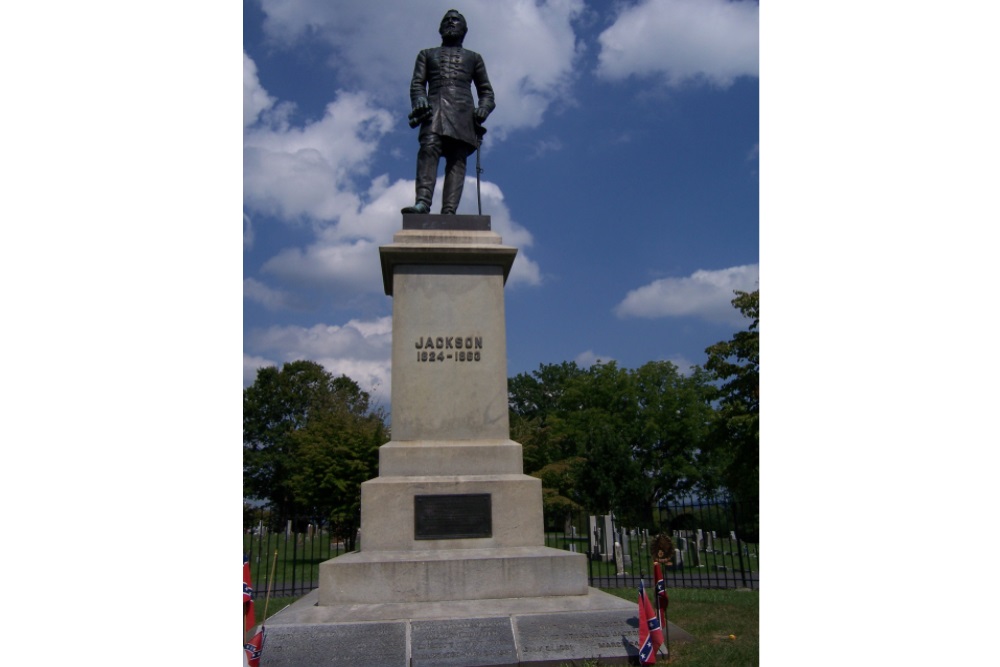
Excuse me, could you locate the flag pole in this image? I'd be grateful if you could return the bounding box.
[263,549,278,623]
[661,577,670,659]
[655,578,666,659]
[243,555,253,645]
[654,561,670,660]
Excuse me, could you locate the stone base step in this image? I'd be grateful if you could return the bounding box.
[319,546,588,604]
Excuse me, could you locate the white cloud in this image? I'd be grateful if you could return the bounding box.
[261,237,382,295]
[245,317,393,402]
[248,317,391,359]
[257,0,584,137]
[259,174,541,295]
[244,353,278,387]
[463,180,542,288]
[243,277,298,311]
[660,354,698,376]
[614,264,759,325]
[244,52,276,128]
[244,89,394,223]
[575,349,616,368]
[596,0,758,87]
[243,212,254,250]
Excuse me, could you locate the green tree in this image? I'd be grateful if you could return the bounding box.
[704,290,760,508]
[509,360,715,528]
[508,361,587,473]
[555,361,647,523]
[243,360,388,525]
[285,404,386,549]
[632,361,716,503]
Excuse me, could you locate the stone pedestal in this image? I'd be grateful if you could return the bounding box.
[267,215,693,665]
[319,215,588,605]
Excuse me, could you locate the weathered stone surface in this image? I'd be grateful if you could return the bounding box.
[411,617,518,667]
[516,611,643,666]
[262,589,693,667]
[380,226,515,443]
[357,474,544,552]
[260,622,407,667]
[378,439,524,476]
[319,547,588,605]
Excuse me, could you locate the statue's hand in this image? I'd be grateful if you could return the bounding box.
[414,97,430,112]
[474,106,490,123]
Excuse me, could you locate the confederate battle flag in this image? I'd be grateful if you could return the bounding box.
[637,579,664,664]
[243,555,255,633]
[244,626,265,667]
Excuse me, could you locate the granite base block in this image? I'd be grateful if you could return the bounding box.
[261,588,693,667]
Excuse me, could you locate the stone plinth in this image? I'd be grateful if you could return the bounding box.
[318,215,587,609]
[319,547,587,605]
[380,227,516,441]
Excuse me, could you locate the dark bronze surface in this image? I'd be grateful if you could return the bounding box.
[401,10,495,216]
[414,493,492,540]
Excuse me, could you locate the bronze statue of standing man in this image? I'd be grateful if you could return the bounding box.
[402,10,495,215]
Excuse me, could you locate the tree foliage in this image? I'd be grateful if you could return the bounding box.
[243,360,388,532]
[704,290,759,507]
[509,359,715,527]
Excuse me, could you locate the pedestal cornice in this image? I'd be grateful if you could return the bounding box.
[379,241,517,296]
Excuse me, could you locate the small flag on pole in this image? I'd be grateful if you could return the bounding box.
[654,561,670,657]
[244,626,265,667]
[654,562,669,612]
[637,579,663,664]
[243,555,254,603]
[244,555,255,634]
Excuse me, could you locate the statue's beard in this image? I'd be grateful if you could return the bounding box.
[441,27,465,45]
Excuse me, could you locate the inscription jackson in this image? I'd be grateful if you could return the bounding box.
[415,336,483,350]
[415,335,483,363]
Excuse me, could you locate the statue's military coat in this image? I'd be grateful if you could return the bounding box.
[410,45,495,155]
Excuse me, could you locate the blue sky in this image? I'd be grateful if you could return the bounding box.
[243,0,759,403]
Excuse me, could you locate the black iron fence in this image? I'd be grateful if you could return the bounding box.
[243,496,758,599]
[547,498,758,591]
[243,513,352,598]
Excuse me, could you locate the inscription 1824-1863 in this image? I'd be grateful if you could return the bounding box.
[414,494,492,540]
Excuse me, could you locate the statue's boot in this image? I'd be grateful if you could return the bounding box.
[401,200,431,214]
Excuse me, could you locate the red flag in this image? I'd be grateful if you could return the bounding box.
[244,555,255,634]
[653,562,669,614]
[637,580,663,664]
[244,626,265,667]
[243,556,253,603]
[245,597,256,634]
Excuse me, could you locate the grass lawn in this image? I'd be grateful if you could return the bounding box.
[603,587,759,666]
[253,588,758,666]
[254,595,302,623]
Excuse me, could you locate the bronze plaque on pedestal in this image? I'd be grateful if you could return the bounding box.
[414,494,492,540]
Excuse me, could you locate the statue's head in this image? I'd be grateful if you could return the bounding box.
[439,9,468,45]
